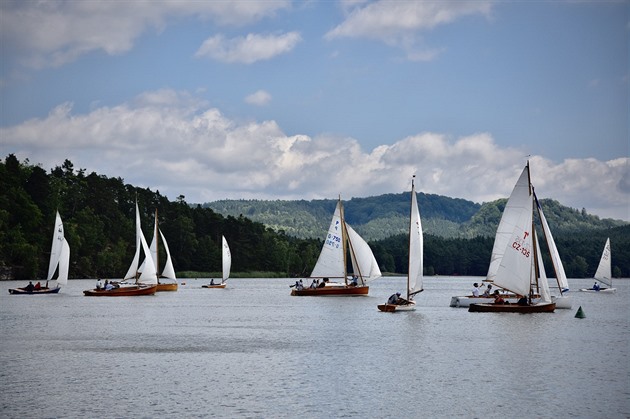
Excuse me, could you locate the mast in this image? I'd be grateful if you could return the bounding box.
[407,176,415,300]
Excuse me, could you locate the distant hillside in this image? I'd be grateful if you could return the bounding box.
[204,193,626,241]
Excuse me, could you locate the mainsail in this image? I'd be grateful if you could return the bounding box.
[124,202,157,284]
[594,238,612,287]
[46,211,69,285]
[407,179,423,298]
[222,235,231,283]
[310,200,345,279]
[486,166,533,283]
[346,224,382,284]
[535,193,569,292]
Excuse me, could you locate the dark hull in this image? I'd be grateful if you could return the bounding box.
[83,284,157,296]
[9,286,61,295]
[469,302,556,313]
[291,285,368,296]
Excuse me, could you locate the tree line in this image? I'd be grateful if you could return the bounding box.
[1,155,628,280]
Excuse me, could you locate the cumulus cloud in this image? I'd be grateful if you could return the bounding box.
[245,90,272,106]
[195,32,302,64]
[0,1,291,68]
[326,0,493,60]
[1,89,628,221]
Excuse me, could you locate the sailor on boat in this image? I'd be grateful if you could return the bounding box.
[472,283,481,297]
[593,282,600,291]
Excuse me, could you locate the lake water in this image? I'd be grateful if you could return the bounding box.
[1,276,628,418]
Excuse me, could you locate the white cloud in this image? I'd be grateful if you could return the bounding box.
[0,1,291,68]
[195,32,302,64]
[326,1,493,60]
[2,89,628,221]
[245,90,272,106]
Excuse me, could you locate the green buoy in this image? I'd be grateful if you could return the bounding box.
[575,306,586,319]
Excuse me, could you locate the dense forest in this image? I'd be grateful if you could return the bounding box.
[1,155,628,280]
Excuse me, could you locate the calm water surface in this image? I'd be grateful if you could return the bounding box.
[1,277,628,418]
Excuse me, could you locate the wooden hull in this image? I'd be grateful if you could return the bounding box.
[579,287,616,294]
[201,283,226,289]
[377,301,416,312]
[83,284,157,296]
[9,286,61,295]
[156,282,178,292]
[469,302,556,313]
[291,285,368,296]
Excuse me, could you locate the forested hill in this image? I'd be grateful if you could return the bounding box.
[204,195,625,241]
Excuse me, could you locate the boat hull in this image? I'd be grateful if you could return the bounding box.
[291,285,368,296]
[156,282,178,292]
[83,284,157,296]
[468,302,556,313]
[377,301,416,312]
[450,295,539,307]
[579,288,616,294]
[9,286,61,295]
[201,283,226,289]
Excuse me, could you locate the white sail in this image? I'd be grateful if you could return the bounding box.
[493,164,534,296]
[408,181,423,297]
[346,223,382,284]
[159,229,176,280]
[486,166,532,283]
[46,211,70,285]
[536,194,569,292]
[123,202,157,284]
[222,235,231,282]
[594,238,612,287]
[310,200,346,279]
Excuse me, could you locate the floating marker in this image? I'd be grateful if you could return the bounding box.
[575,306,586,319]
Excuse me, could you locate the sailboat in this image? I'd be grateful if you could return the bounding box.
[9,211,69,295]
[291,197,381,296]
[145,209,178,291]
[469,162,556,313]
[83,202,157,296]
[580,238,616,293]
[378,176,423,312]
[202,236,231,289]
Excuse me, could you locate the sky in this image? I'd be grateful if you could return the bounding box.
[1,0,628,221]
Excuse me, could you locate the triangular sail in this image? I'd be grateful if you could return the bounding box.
[159,229,176,280]
[492,164,534,296]
[535,193,569,292]
[310,200,346,279]
[123,202,157,284]
[594,238,612,287]
[47,211,70,285]
[346,224,381,284]
[486,166,532,283]
[222,235,231,283]
[407,180,423,299]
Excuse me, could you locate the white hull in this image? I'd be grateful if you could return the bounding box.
[551,295,573,309]
[450,295,538,308]
[579,288,616,294]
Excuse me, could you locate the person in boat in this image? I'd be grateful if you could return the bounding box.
[482,284,492,297]
[25,281,35,292]
[104,280,113,291]
[493,290,505,304]
[210,278,215,285]
[387,292,402,305]
[592,281,600,291]
[318,278,328,288]
[96,278,103,290]
[310,279,318,289]
[472,283,481,297]
[34,281,41,290]
[349,276,358,286]
[516,295,528,306]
